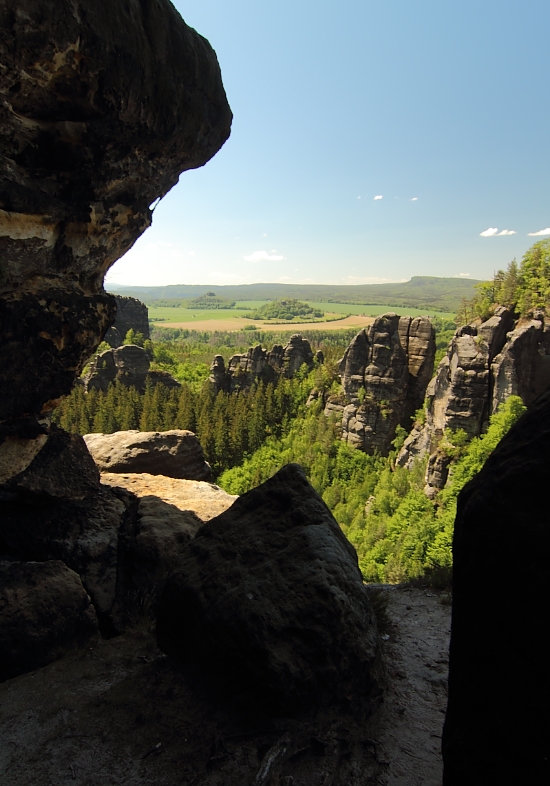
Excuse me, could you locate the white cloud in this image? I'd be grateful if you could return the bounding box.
[243,250,285,262]
[528,227,550,236]
[357,196,361,199]
[455,273,470,277]
[373,195,383,200]
[480,227,516,237]
[411,197,418,201]
[262,233,267,237]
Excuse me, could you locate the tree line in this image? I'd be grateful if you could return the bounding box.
[53,370,315,476]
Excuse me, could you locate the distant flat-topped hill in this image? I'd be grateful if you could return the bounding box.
[108,276,483,314]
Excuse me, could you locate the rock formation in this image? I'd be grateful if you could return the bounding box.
[442,387,550,785]
[83,344,180,392]
[324,314,436,455]
[100,472,237,521]
[209,334,315,392]
[156,464,382,715]
[0,0,231,487]
[397,308,550,496]
[83,429,211,480]
[0,0,231,676]
[0,559,99,681]
[103,295,151,349]
[104,296,150,348]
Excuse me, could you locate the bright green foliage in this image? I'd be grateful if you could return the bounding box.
[219,394,526,585]
[123,329,145,347]
[246,299,324,321]
[456,239,550,322]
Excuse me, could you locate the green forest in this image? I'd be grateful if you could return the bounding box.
[54,304,529,586]
[457,238,550,322]
[245,299,325,321]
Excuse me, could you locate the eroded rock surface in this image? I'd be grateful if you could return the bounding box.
[0,559,99,681]
[157,464,382,714]
[210,334,315,392]
[397,308,550,496]
[100,472,237,521]
[104,296,150,348]
[84,430,211,480]
[83,344,179,392]
[326,314,436,455]
[443,388,550,785]
[0,0,231,479]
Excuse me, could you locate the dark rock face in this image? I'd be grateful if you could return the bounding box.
[442,388,550,785]
[83,344,179,392]
[2,424,99,500]
[156,464,382,715]
[0,487,126,633]
[0,0,231,479]
[0,559,99,681]
[0,0,233,679]
[83,430,211,480]
[104,296,150,348]
[327,314,436,455]
[210,334,315,392]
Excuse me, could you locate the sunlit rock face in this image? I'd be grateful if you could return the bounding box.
[328,314,436,456]
[0,0,231,477]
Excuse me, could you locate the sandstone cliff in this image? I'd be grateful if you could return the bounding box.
[104,296,150,348]
[397,307,550,496]
[324,313,436,456]
[210,333,315,392]
[0,0,231,490]
[83,344,179,393]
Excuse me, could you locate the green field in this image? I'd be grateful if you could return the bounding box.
[149,301,455,324]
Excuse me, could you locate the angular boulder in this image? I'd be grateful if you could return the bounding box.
[443,388,550,784]
[156,464,382,714]
[84,430,211,480]
[0,559,99,681]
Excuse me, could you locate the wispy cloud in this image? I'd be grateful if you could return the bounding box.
[528,227,550,236]
[480,227,516,237]
[243,250,285,262]
[373,195,383,200]
[411,197,418,201]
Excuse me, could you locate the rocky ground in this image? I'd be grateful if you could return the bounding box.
[0,585,450,786]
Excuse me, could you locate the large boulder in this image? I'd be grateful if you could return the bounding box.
[0,0,231,479]
[83,430,211,480]
[0,559,99,681]
[156,464,382,714]
[100,472,237,521]
[442,388,550,785]
[1,424,99,500]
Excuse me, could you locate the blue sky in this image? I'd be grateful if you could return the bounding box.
[106,0,550,288]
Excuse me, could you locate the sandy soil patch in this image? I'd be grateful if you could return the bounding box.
[159,315,375,332]
[0,586,450,786]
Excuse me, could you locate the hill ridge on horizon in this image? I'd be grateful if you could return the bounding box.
[107,276,483,313]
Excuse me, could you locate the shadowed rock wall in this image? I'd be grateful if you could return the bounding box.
[0,0,231,486]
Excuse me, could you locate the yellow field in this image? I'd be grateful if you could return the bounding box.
[159,314,376,332]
